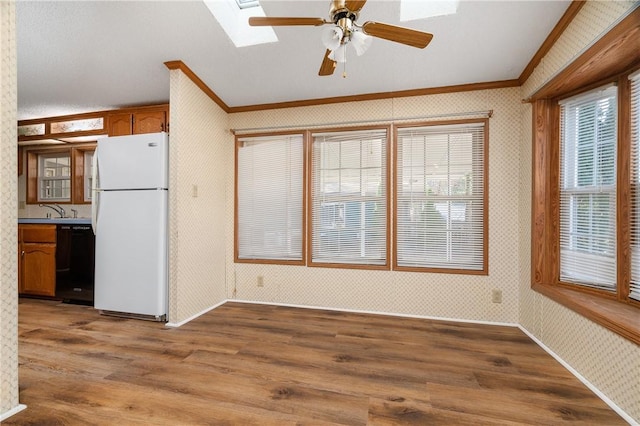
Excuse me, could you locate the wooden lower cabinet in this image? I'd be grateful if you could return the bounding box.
[19,224,56,297]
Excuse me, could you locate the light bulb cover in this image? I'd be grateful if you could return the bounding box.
[321,26,343,51]
[329,44,347,63]
[350,30,372,56]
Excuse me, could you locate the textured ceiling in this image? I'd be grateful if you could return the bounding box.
[16,0,571,120]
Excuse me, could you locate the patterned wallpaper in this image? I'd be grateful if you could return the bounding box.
[0,0,19,418]
[228,88,522,325]
[519,1,639,422]
[522,1,637,99]
[2,0,637,422]
[167,69,228,324]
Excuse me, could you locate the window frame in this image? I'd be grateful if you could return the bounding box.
[234,131,307,266]
[531,72,640,345]
[528,6,640,344]
[393,118,489,274]
[37,151,72,202]
[558,85,618,291]
[307,125,391,270]
[26,144,96,205]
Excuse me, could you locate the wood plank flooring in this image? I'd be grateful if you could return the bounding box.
[5,298,626,425]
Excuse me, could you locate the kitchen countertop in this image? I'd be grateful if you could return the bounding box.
[19,218,92,225]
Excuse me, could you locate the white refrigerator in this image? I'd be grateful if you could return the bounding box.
[92,132,169,320]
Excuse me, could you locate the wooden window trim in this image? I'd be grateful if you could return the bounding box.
[393,118,489,275]
[530,8,640,345]
[26,148,72,204]
[233,131,307,266]
[531,76,640,345]
[26,144,96,205]
[71,146,95,204]
[307,125,392,271]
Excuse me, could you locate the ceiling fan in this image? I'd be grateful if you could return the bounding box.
[249,0,433,77]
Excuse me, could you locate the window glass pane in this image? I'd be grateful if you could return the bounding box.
[18,123,45,137]
[311,128,388,266]
[396,122,485,271]
[50,117,104,134]
[236,134,304,261]
[84,151,94,202]
[559,85,617,290]
[38,152,71,201]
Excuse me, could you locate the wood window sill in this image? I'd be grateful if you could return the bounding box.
[532,283,640,345]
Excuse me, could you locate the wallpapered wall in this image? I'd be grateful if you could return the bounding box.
[228,88,522,324]
[2,0,637,422]
[518,1,639,421]
[0,0,19,419]
[167,69,228,324]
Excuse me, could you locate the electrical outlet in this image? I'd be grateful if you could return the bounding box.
[491,288,502,304]
[191,184,198,198]
[257,275,264,287]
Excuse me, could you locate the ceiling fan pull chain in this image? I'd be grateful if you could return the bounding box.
[342,50,347,78]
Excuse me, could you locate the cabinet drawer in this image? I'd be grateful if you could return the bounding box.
[20,224,56,243]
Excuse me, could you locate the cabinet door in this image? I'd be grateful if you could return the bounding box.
[133,111,166,134]
[108,112,133,136]
[20,243,56,297]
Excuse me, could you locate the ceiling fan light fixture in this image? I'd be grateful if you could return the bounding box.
[321,26,343,51]
[350,30,372,56]
[329,44,348,63]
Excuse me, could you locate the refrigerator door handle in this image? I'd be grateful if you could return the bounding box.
[91,149,99,235]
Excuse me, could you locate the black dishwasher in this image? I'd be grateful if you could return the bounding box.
[55,224,95,305]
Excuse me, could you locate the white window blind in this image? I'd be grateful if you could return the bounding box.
[310,128,388,266]
[396,122,486,271]
[559,85,617,291]
[236,134,304,261]
[630,71,640,301]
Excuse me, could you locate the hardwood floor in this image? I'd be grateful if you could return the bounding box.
[6,298,626,425]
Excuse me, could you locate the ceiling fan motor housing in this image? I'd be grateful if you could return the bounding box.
[330,0,360,24]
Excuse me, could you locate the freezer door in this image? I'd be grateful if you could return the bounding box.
[96,132,168,190]
[94,189,167,317]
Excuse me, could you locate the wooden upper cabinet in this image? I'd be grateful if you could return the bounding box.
[134,110,166,134]
[108,107,168,136]
[108,112,133,136]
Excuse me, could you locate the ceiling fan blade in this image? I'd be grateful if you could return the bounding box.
[249,17,326,27]
[362,21,433,49]
[345,0,367,13]
[318,49,336,76]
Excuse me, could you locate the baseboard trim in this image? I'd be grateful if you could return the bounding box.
[165,299,226,328]
[518,325,638,426]
[230,298,519,328]
[1,404,27,421]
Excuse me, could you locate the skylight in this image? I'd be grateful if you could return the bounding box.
[400,0,459,22]
[203,0,277,47]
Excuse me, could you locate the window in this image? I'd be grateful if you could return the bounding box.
[38,152,71,202]
[395,120,487,273]
[559,85,617,290]
[82,151,94,203]
[235,122,488,275]
[309,127,389,268]
[630,71,640,301]
[26,146,95,205]
[235,133,304,263]
[531,71,640,345]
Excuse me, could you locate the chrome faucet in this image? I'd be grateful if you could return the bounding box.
[39,203,65,218]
